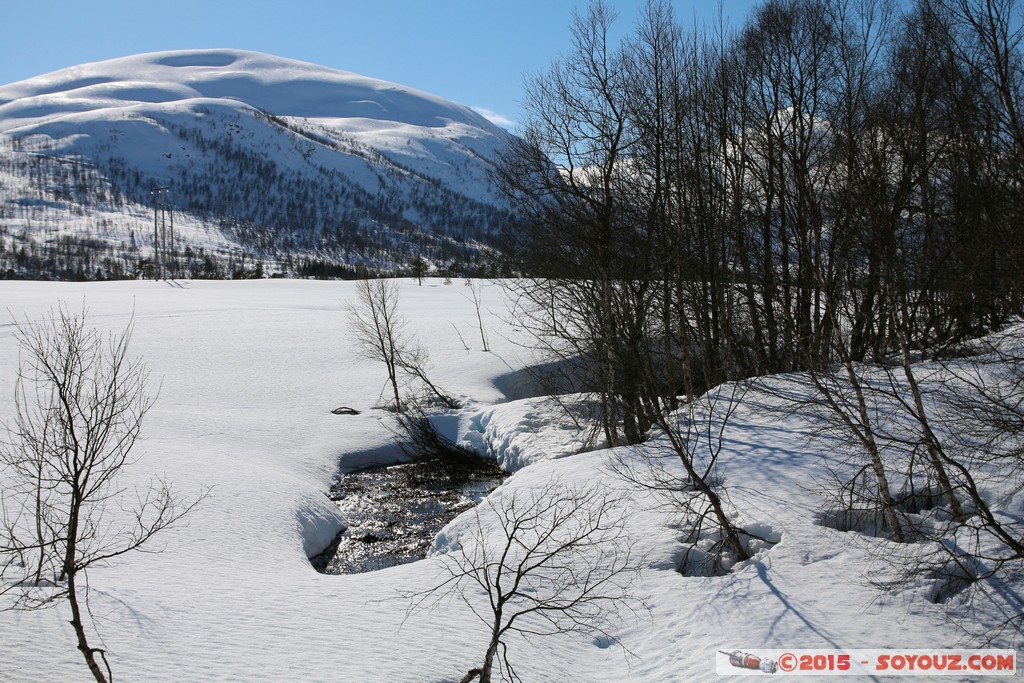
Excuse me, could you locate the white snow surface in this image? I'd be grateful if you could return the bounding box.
[0,50,493,131]
[0,49,509,199]
[0,280,1018,682]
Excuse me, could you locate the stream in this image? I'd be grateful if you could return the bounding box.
[312,461,506,574]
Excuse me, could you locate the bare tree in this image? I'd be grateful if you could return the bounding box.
[496,1,660,447]
[465,281,490,353]
[611,382,769,575]
[403,482,643,683]
[902,336,1024,642]
[0,306,203,683]
[347,277,460,411]
[347,278,409,411]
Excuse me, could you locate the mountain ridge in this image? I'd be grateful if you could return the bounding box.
[0,49,517,279]
[0,49,500,132]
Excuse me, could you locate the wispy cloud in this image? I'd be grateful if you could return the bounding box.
[471,106,516,130]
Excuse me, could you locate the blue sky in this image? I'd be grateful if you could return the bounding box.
[3,1,761,130]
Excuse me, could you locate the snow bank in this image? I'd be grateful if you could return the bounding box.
[458,394,600,471]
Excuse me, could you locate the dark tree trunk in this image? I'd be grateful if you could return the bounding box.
[68,572,110,683]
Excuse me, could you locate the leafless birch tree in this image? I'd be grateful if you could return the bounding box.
[0,306,203,683]
[347,278,459,411]
[403,482,643,683]
[347,278,409,411]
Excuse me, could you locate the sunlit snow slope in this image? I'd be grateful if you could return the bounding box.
[0,50,516,274]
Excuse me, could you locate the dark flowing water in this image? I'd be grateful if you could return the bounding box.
[313,461,505,574]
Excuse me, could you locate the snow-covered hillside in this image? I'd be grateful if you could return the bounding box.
[0,280,1018,682]
[0,50,517,278]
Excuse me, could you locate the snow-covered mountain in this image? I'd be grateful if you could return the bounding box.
[0,49,517,278]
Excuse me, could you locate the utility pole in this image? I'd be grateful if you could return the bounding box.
[169,200,175,279]
[150,188,169,280]
[152,189,160,280]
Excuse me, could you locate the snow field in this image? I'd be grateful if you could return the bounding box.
[0,279,1017,682]
[0,279,534,682]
